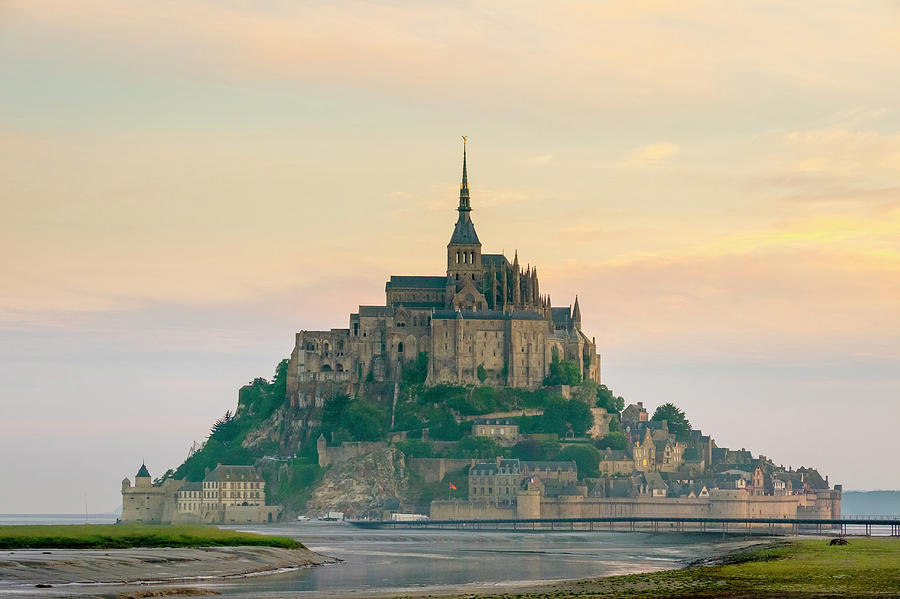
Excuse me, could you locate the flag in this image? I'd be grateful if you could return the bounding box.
[449,482,457,490]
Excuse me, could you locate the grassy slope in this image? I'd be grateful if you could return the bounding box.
[0,524,304,550]
[442,539,900,598]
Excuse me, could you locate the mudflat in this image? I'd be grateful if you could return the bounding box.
[0,545,337,587]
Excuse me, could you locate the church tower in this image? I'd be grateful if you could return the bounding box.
[447,138,482,285]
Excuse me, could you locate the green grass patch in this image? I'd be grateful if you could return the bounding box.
[0,524,304,550]
[446,538,900,598]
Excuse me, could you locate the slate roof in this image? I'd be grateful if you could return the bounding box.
[449,213,481,245]
[482,254,510,268]
[551,307,572,326]
[644,471,669,490]
[601,449,630,461]
[385,276,448,290]
[178,481,202,492]
[395,302,444,309]
[471,462,498,475]
[136,463,151,478]
[523,460,578,472]
[205,465,262,482]
[358,306,394,317]
[432,309,545,321]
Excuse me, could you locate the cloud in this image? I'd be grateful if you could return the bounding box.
[615,143,680,169]
[529,154,553,165]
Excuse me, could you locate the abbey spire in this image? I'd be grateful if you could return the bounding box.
[448,137,480,246]
[458,136,470,212]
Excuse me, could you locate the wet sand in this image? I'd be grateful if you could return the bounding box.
[0,545,337,595]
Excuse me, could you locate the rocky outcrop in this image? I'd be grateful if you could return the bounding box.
[306,447,408,517]
[241,407,285,450]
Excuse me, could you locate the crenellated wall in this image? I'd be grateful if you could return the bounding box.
[433,489,840,521]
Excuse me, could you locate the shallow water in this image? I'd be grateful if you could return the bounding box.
[196,522,745,597]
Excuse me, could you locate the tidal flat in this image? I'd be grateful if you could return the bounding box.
[404,538,900,599]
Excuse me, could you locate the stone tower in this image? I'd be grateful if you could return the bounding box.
[447,138,482,286]
[317,433,328,468]
[135,462,151,488]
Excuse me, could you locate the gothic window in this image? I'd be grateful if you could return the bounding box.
[336,363,344,371]
[397,341,404,353]
[456,251,461,264]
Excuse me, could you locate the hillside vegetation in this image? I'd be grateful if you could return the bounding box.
[163,352,634,513]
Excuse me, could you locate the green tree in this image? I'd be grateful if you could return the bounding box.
[543,348,582,386]
[558,444,602,478]
[477,363,487,383]
[395,439,435,458]
[595,384,625,414]
[401,352,429,386]
[541,396,569,436]
[540,396,594,437]
[321,394,352,433]
[594,431,627,450]
[346,398,387,441]
[567,399,594,437]
[451,436,502,458]
[651,402,691,438]
[511,438,544,460]
[429,409,463,441]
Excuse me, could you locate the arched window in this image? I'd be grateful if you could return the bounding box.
[397,341,404,353]
[470,251,475,264]
[456,251,461,264]
[336,363,344,371]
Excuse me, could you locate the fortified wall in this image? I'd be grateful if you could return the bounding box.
[430,489,842,521]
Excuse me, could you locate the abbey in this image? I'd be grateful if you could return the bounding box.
[287,144,601,406]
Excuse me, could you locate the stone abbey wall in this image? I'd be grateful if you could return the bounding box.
[408,457,475,483]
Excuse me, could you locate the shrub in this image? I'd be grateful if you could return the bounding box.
[558,444,602,478]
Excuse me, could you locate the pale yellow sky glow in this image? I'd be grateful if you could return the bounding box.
[1,0,899,511]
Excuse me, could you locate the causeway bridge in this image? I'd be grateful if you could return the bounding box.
[350,516,900,537]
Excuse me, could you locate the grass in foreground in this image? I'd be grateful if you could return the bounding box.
[435,538,900,598]
[0,524,304,550]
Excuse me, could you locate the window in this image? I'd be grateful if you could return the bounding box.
[397,342,404,353]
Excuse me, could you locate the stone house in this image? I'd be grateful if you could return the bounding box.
[471,417,519,445]
[597,448,633,475]
[121,463,280,525]
[621,402,648,426]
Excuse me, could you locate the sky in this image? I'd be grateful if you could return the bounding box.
[1,1,899,513]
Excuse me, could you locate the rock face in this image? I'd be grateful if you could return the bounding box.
[306,447,408,517]
[242,407,284,450]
